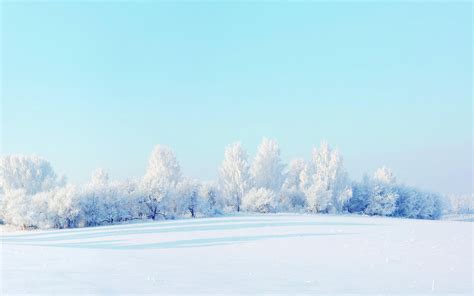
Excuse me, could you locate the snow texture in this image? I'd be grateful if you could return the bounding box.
[1,214,472,295]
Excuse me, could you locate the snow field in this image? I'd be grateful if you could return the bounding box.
[1,214,472,294]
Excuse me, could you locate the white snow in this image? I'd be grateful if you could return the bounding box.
[1,214,472,294]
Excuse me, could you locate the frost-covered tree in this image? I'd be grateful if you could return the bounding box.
[364,166,399,216]
[97,188,123,224]
[280,159,306,211]
[3,185,80,229]
[242,188,278,213]
[77,169,110,226]
[0,155,65,224]
[79,171,142,227]
[302,143,352,213]
[348,167,444,219]
[84,169,133,224]
[2,190,33,228]
[219,142,251,212]
[365,184,399,216]
[392,185,421,218]
[345,174,371,213]
[115,179,142,221]
[373,166,396,185]
[415,191,443,220]
[90,168,109,187]
[143,146,182,187]
[141,145,182,220]
[251,138,285,192]
[445,194,473,215]
[0,155,62,194]
[78,190,104,227]
[176,179,202,218]
[44,185,81,228]
[282,159,305,191]
[200,182,224,216]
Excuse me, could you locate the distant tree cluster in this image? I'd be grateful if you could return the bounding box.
[444,193,473,215]
[347,167,444,219]
[0,139,468,229]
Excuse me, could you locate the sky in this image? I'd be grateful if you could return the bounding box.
[1,1,472,195]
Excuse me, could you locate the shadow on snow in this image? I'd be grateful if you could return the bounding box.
[1,216,369,250]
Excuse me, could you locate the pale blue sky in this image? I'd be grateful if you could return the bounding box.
[1,2,472,194]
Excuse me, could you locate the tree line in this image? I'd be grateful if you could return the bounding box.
[0,139,469,229]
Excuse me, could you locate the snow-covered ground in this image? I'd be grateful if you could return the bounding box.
[442,213,474,222]
[1,214,472,295]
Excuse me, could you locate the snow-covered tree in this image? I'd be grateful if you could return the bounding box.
[2,189,33,228]
[365,184,399,216]
[415,191,443,220]
[346,174,371,213]
[364,166,401,216]
[141,145,182,220]
[176,179,202,218]
[200,182,224,216]
[83,169,134,224]
[90,168,109,187]
[373,166,396,185]
[78,190,103,227]
[392,185,421,218]
[115,179,142,221]
[143,145,182,187]
[77,169,111,226]
[0,155,62,194]
[0,155,66,225]
[44,185,81,228]
[348,167,444,219]
[80,177,142,227]
[242,188,278,213]
[2,185,81,229]
[280,159,306,211]
[251,138,285,192]
[219,142,251,212]
[445,194,473,215]
[98,188,123,224]
[302,143,352,213]
[282,159,305,191]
